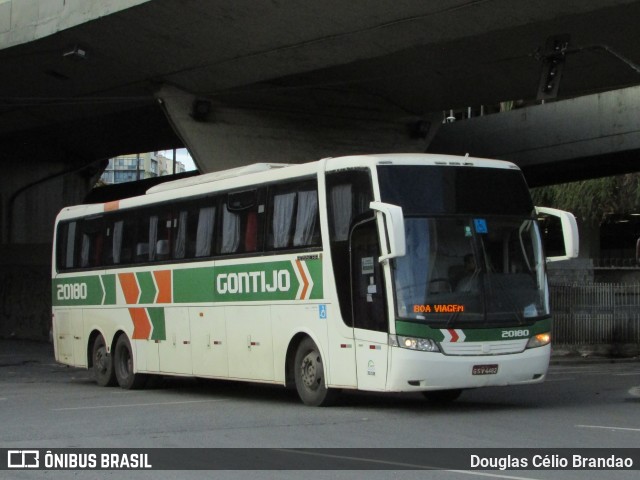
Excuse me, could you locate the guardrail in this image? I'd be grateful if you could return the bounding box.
[550,283,640,346]
[593,258,640,268]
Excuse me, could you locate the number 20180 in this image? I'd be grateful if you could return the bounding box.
[57,283,87,300]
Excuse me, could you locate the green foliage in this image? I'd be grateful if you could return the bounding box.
[531,174,640,224]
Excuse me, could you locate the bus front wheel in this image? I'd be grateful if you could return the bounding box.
[113,334,147,390]
[92,334,116,387]
[294,338,337,406]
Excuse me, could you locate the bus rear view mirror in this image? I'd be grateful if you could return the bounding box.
[535,206,579,262]
[370,201,406,263]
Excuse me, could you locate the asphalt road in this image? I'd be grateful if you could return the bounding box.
[0,340,638,480]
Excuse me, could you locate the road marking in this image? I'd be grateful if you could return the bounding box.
[576,424,640,433]
[52,399,226,411]
[276,449,542,480]
[0,397,7,401]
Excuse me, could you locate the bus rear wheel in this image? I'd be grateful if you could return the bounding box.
[294,338,337,406]
[92,334,116,387]
[113,334,147,389]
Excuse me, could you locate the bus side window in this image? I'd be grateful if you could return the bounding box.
[56,221,77,270]
[131,210,152,264]
[221,206,241,254]
[173,210,189,259]
[244,211,258,252]
[149,213,172,261]
[270,190,296,249]
[78,216,105,268]
[220,189,263,255]
[293,189,319,247]
[267,180,320,251]
[194,205,216,258]
[104,217,125,266]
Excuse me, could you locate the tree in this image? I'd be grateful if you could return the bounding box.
[531,174,640,225]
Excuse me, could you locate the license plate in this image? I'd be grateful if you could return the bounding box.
[472,364,499,375]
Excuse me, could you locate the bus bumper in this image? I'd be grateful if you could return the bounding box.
[386,344,550,392]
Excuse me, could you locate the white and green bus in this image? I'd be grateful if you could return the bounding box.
[52,154,578,406]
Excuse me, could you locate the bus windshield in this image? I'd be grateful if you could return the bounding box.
[377,165,548,326]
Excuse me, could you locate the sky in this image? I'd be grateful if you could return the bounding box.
[159,148,197,171]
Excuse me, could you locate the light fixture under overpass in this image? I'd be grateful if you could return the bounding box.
[62,45,88,60]
[536,34,570,101]
[535,34,640,101]
[190,99,212,122]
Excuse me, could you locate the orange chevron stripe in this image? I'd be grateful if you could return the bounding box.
[295,259,310,300]
[448,329,460,342]
[153,270,172,303]
[104,200,120,212]
[118,272,140,304]
[129,308,151,340]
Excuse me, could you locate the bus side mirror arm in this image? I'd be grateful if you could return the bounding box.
[536,206,580,262]
[370,201,406,263]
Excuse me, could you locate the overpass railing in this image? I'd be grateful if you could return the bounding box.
[593,257,640,268]
[550,283,640,348]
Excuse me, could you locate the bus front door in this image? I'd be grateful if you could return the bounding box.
[350,218,389,391]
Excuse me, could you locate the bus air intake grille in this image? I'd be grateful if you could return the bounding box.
[439,339,527,356]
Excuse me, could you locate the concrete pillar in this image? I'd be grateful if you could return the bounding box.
[0,159,97,340]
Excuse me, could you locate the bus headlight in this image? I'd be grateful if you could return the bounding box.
[389,335,440,352]
[526,333,551,349]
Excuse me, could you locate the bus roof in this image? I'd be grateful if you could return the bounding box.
[145,163,290,195]
[56,154,521,220]
[146,154,520,195]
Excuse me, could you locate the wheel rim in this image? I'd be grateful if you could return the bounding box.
[300,351,320,390]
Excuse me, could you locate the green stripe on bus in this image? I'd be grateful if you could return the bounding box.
[148,308,166,340]
[173,267,215,303]
[212,261,298,302]
[52,276,103,306]
[394,322,445,341]
[53,258,324,306]
[395,318,552,341]
[173,260,323,303]
[136,271,157,304]
[305,259,323,299]
[102,274,116,305]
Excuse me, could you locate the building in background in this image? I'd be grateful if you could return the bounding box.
[100,151,186,184]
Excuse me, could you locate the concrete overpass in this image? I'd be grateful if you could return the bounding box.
[4,1,640,173]
[2,0,640,339]
[429,85,640,186]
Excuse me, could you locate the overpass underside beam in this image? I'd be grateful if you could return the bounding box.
[428,85,640,186]
[156,85,431,172]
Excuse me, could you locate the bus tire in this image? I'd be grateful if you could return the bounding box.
[422,389,463,404]
[294,338,337,406]
[92,334,116,387]
[113,334,147,390]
